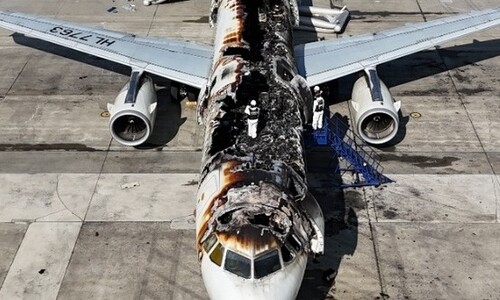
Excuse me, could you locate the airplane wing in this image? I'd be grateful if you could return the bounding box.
[295,8,500,87]
[0,11,213,89]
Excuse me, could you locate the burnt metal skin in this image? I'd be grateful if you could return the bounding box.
[195,0,320,276]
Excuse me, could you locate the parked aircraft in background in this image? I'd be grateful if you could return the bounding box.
[0,1,498,299]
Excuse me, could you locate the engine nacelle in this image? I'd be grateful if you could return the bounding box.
[107,73,157,146]
[350,70,401,145]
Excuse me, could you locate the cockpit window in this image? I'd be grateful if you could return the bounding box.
[210,77,217,90]
[281,244,295,264]
[287,234,302,252]
[254,249,282,279]
[203,234,218,253]
[224,250,251,279]
[276,59,293,81]
[221,66,232,79]
[210,243,225,266]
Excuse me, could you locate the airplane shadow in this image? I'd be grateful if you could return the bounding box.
[297,186,359,299]
[300,113,359,299]
[137,83,187,149]
[381,39,500,90]
[329,39,500,102]
[323,40,500,148]
[12,33,187,148]
[380,112,409,148]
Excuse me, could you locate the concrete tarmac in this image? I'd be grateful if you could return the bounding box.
[0,0,498,299]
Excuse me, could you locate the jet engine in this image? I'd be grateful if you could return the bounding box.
[350,68,401,145]
[107,71,157,146]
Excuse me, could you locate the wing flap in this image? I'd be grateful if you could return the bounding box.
[0,11,213,88]
[296,8,500,86]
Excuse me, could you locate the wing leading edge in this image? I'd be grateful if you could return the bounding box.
[295,8,500,87]
[0,11,213,89]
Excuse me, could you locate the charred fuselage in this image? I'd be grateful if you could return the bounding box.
[195,0,323,296]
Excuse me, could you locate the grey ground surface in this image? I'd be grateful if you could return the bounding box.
[0,0,499,299]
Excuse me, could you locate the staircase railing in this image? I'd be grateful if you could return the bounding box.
[307,113,392,188]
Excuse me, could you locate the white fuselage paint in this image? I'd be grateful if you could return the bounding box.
[201,248,308,300]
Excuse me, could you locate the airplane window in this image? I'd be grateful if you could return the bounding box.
[276,60,293,81]
[210,77,217,90]
[254,249,281,279]
[221,66,232,79]
[281,244,295,263]
[224,250,251,279]
[287,234,302,252]
[203,234,218,253]
[209,243,225,266]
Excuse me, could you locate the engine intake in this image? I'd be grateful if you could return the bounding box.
[350,69,401,145]
[107,72,157,146]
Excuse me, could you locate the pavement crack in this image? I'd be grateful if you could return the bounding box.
[5,50,32,98]
[55,175,83,221]
[137,223,159,299]
[166,231,183,297]
[83,138,113,221]
[363,187,388,298]
[492,175,499,223]
[34,208,67,222]
[415,0,427,22]
[25,103,41,124]
[171,213,195,221]
[146,5,159,37]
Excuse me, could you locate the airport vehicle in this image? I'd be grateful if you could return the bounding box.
[143,0,170,5]
[0,2,499,299]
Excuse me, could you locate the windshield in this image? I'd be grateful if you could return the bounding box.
[281,244,295,264]
[254,249,282,279]
[224,250,252,279]
[209,242,225,266]
[203,234,218,253]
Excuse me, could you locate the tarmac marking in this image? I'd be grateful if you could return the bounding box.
[0,222,81,299]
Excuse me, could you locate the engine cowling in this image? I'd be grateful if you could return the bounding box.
[350,73,401,145]
[107,73,157,146]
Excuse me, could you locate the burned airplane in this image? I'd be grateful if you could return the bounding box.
[195,1,324,298]
[0,1,499,299]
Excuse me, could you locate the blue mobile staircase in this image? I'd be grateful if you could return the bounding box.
[307,113,392,188]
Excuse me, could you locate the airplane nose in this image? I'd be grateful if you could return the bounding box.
[201,253,307,300]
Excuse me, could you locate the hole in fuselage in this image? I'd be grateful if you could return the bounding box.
[250,214,270,226]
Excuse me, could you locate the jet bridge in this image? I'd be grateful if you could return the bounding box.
[306,114,392,188]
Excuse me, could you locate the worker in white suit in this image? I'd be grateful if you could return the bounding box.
[245,100,260,138]
[312,86,325,130]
